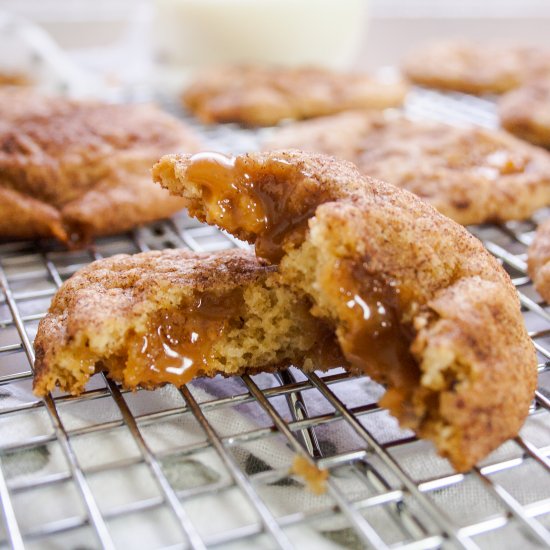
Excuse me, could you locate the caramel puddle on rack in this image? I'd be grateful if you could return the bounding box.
[186,152,323,263]
[123,291,243,388]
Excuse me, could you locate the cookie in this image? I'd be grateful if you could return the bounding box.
[33,248,342,396]
[528,218,550,301]
[154,150,537,471]
[402,41,550,95]
[264,111,550,225]
[0,89,203,245]
[499,80,550,147]
[183,65,407,126]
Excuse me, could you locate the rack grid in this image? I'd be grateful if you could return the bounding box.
[0,89,549,549]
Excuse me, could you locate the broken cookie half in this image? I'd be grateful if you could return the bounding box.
[33,249,342,396]
[153,150,537,472]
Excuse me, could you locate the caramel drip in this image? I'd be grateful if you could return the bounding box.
[330,260,419,411]
[124,291,243,388]
[186,152,321,263]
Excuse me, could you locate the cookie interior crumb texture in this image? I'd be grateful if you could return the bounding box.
[153,150,538,471]
[33,249,343,397]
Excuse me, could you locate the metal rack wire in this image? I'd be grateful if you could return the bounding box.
[0,89,549,549]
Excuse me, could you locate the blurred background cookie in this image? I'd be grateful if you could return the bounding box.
[528,218,550,302]
[402,40,550,94]
[0,88,203,246]
[265,111,550,224]
[499,80,550,147]
[183,65,407,126]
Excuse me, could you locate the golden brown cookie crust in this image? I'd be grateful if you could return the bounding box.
[154,150,537,471]
[528,218,550,302]
[499,81,550,147]
[0,89,203,245]
[402,41,550,95]
[183,65,408,126]
[33,248,342,396]
[264,111,550,225]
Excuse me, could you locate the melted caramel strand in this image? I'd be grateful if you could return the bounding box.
[330,260,419,411]
[123,290,244,388]
[186,152,323,263]
[186,152,268,235]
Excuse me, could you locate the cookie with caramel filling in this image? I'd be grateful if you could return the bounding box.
[402,41,550,94]
[153,150,537,472]
[0,89,203,245]
[182,65,407,126]
[264,111,550,225]
[499,81,550,148]
[33,248,342,396]
[528,218,550,302]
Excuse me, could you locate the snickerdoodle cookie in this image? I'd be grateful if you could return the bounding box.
[402,41,550,95]
[33,248,342,396]
[183,65,407,126]
[153,150,537,471]
[264,111,550,225]
[499,80,550,147]
[0,89,203,245]
[528,218,550,302]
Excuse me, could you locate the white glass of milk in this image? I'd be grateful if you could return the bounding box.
[153,0,368,91]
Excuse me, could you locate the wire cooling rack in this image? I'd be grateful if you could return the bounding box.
[0,89,549,550]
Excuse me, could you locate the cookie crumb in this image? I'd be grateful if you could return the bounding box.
[290,455,328,495]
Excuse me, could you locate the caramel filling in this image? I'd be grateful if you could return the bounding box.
[123,291,243,388]
[184,154,419,412]
[328,260,419,412]
[186,152,322,263]
[446,142,529,175]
